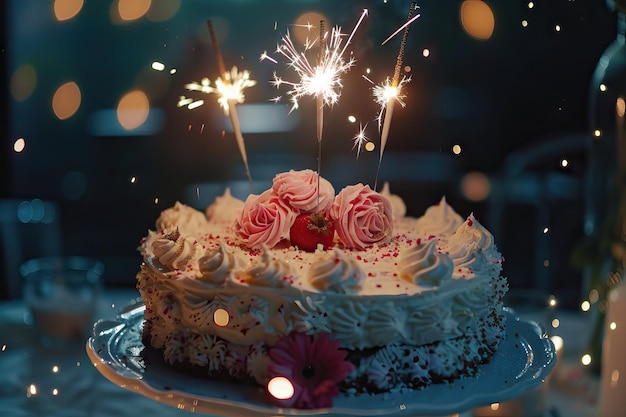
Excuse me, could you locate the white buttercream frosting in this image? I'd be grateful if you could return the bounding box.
[206,188,245,224]
[444,213,503,279]
[415,196,463,236]
[136,174,509,397]
[306,249,364,294]
[198,240,245,284]
[156,202,209,235]
[398,238,454,287]
[151,229,202,273]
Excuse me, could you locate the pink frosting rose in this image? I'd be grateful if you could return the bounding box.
[330,184,393,250]
[235,189,298,249]
[272,169,335,213]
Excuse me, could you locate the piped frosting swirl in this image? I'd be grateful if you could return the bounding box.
[199,241,244,284]
[307,249,364,294]
[399,238,454,287]
[152,229,201,272]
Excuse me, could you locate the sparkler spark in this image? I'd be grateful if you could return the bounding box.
[178,67,256,114]
[352,122,370,159]
[262,9,368,114]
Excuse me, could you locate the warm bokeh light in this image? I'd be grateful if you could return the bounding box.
[348,115,356,123]
[581,353,592,366]
[422,48,430,57]
[118,0,151,21]
[151,62,165,71]
[213,308,230,327]
[551,335,563,353]
[13,138,26,153]
[267,376,294,400]
[581,300,591,312]
[365,141,375,152]
[146,0,180,22]
[521,20,529,28]
[53,0,84,21]
[461,171,491,202]
[600,83,607,92]
[10,63,37,102]
[293,12,328,46]
[116,90,150,130]
[452,144,462,154]
[52,81,81,120]
[460,0,495,40]
[594,129,602,138]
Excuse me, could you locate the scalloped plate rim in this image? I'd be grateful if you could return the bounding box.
[86,300,556,417]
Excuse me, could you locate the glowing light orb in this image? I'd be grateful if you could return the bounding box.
[54,0,84,21]
[460,0,495,40]
[117,90,150,130]
[461,171,491,202]
[13,138,25,153]
[52,81,81,120]
[581,354,592,366]
[10,63,37,102]
[213,308,230,327]
[267,376,294,400]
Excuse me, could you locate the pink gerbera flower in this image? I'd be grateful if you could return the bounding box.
[267,332,354,409]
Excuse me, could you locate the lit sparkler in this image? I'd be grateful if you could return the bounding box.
[178,21,257,193]
[374,2,419,190]
[262,9,368,211]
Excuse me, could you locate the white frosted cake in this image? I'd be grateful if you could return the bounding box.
[136,169,508,409]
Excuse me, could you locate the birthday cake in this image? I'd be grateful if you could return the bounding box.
[135,169,508,409]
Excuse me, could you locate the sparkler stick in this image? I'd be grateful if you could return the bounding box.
[207,20,255,193]
[262,9,368,209]
[374,2,418,191]
[316,20,325,212]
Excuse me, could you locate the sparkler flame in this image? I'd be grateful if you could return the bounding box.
[178,67,256,114]
[263,9,368,114]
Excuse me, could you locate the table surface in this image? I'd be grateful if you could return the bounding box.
[0,289,600,417]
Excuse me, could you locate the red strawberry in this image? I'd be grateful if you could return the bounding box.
[289,212,335,252]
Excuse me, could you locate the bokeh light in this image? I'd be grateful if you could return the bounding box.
[460,0,495,40]
[52,81,81,120]
[53,0,84,21]
[461,171,491,202]
[117,90,150,130]
[13,138,26,153]
[10,63,37,102]
[267,376,294,400]
[293,12,328,46]
[146,0,180,22]
[213,308,230,327]
[118,0,151,21]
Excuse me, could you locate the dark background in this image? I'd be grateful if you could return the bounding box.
[0,0,618,308]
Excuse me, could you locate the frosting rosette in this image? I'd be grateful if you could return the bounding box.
[198,241,244,284]
[206,188,244,224]
[444,213,503,278]
[330,184,393,250]
[271,169,335,213]
[237,244,292,287]
[156,202,209,235]
[306,249,364,294]
[415,197,463,236]
[380,182,407,220]
[398,238,453,287]
[235,189,298,249]
[152,229,201,272]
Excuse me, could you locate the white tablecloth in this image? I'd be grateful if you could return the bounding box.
[0,289,600,417]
